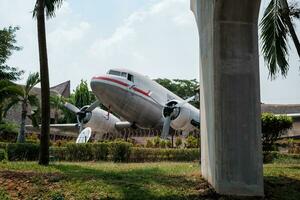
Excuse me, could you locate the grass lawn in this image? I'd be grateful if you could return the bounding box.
[0,160,300,200]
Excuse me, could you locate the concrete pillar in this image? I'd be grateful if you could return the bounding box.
[191,0,263,196]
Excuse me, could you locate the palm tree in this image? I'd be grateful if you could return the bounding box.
[3,73,40,143]
[33,0,64,165]
[260,0,300,79]
[0,80,23,122]
[50,95,65,123]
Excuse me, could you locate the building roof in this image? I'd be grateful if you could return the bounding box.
[261,104,300,114]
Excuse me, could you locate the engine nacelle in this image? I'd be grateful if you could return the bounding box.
[85,108,120,136]
[163,100,199,133]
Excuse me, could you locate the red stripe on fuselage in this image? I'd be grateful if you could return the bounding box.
[92,76,150,97]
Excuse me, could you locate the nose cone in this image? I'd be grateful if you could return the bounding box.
[90,76,108,96]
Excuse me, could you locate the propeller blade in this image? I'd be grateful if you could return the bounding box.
[86,101,100,112]
[176,96,195,107]
[161,115,171,139]
[65,102,80,113]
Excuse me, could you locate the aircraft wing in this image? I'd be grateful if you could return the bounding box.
[25,124,78,137]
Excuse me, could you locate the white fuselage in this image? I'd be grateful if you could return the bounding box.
[90,68,200,133]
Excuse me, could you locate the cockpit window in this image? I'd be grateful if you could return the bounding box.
[108,70,121,76]
[128,74,134,82]
[121,72,127,78]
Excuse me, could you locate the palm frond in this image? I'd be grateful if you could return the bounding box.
[260,0,289,79]
[2,97,20,117]
[28,94,40,108]
[25,72,40,94]
[33,0,64,19]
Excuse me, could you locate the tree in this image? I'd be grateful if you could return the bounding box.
[155,78,199,108]
[3,73,40,143]
[74,80,93,108]
[33,0,64,165]
[260,0,300,79]
[50,94,65,123]
[0,26,24,81]
[0,80,23,122]
[261,112,293,151]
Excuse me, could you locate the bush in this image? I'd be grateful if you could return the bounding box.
[166,140,172,148]
[0,121,18,142]
[262,113,293,151]
[0,142,7,149]
[153,137,160,148]
[6,143,39,161]
[110,141,132,162]
[175,137,182,148]
[65,143,93,161]
[0,149,7,161]
[50,147,67,161]
[145,139,153,148]
[160,140,166,148]
[185,135,198,148]
[92,143,109,160]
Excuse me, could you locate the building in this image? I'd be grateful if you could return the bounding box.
[261,103,300,138]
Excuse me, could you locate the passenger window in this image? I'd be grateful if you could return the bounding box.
[128,74,134,82]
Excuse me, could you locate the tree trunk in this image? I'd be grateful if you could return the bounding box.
[37,0,50,166]
[280,0,300,57]
[17,102,27,143]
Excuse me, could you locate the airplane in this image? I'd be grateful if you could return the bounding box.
[28,68,200,142]
[69,68,201,139]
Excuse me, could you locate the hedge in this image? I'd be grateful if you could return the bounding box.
[6,143,39,161]
[2,141,200,162]
[0,149,7,161]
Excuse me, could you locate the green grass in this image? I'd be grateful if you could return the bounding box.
[0,159,300,200]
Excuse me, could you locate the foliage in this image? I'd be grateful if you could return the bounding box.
[153,136,161,148]
[74,80,93,108]
[159,140,166,148]
[0,121,18,142]
[0,188,10,200]
[0,148,7,161]
[64,143,93,161]
[155,78,199,108]
[145,139,153,148]
[6,143,39,161]
[109,141,132,162]
[185,135,198,148]
[166,140,172,148]
[0,26,24,81]
[261,113,293,151]
[260,0,300,79]
[3,72,40,143]
[130,148,200,162]
[92,143,109,160]
[175,137,182,148]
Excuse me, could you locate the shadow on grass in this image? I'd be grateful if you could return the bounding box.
[264,176,300,200]
[51,163,215,200]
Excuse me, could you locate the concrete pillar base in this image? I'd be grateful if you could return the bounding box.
[191,0,264,196]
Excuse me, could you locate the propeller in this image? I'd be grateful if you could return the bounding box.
[161,96,195,139]
[64,101,100,133]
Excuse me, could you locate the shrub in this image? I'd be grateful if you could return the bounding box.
[6,143,39,161]
[0,149,7,161]
[0,121,18,142]
[109,141,132,162]
[175,137,182,148]
[160,140,166,148]
[261,113,293,151]
[185,135,198,148]
[166,140,172,148]
[145,139,153,148]
[153,136,160,148]
[0,142,7,149]
[130,148,200,162]
[92,143,109,160]
[65,143,93,161]
[50,147,67,161]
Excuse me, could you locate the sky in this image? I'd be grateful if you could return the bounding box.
[0,0,299,104]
